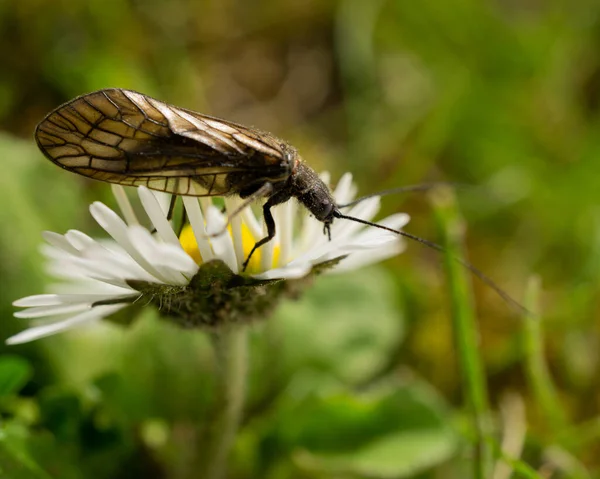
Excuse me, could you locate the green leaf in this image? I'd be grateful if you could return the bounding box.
[295,429,456,478]
[0,356,32,396]
[258,267,404,386]
[263,379,458,478]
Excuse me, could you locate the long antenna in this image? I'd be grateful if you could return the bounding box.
[332,210,526,314]
[338,182,467,209]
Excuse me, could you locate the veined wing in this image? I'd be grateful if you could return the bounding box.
[35,88,294,196]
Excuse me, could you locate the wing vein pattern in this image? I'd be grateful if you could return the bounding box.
[35,88,294,197]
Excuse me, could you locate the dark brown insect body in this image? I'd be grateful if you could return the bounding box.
[35,88,339,265]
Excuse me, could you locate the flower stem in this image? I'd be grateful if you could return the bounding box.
[522,275,567,432]
[431,187,492,479]
[203,325,249,479]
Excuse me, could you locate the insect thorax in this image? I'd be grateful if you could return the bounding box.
[226,146,297,198]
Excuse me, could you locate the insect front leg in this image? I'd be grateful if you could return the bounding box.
[242,197,278,272]
[207,182,274,238]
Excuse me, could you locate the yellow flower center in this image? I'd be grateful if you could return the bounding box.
[179,224,280,273]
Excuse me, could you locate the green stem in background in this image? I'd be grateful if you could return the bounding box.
[487,438,542,479]
[431,187,492,479]
[522,276,567,433]
[202,326,249,479]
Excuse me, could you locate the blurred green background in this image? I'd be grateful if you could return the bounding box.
[1,0,600,477]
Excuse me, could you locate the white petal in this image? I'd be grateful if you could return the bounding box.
[13,291,133,307]
[159,243,199,276]
[182,196,214,262]
[205,206,238,272]
[13,294,63,307]
[138,186,180,246]
[330,242,406,273]
[71,246,152,284]
[333,172,355,204]
[41,243,79,263]
[289,225,398,269]
[56,234,149,283]
[42,231,80,255]
[332,197,381,240]
[45,260,92,281]
[14,303,91,319]
[111,184,139,225]
[288,241,333,266]
[337,235,399,252]
[259,217,275,272]
[90,202,170,283]
[151,190,173,216]
[47,281,135,296]
[200,198,213,215]
[378,212,410,230]
[90,201,129,239]
[6,305,124,345]
[65,230,97,250]
[350,213,410,245]
[252,262,311,280]
[225,197,245,270]
[297,210,323,254]
[126,226,193,285]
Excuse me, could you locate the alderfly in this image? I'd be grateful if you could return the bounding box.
[35,88,521,309]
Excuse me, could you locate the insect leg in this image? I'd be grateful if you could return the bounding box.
[166,195,177,221]
[242,197,278,271]
[207,182,274,238]
[150,195,179,235]
[323,223,331,240]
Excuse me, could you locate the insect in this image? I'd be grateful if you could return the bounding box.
[35,88,521,310]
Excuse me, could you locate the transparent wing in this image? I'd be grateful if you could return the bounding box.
[35,89,293,196]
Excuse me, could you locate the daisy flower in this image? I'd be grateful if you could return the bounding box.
[8,173,409,345]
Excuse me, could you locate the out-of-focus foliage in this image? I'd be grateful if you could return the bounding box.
[1,0,600,477]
